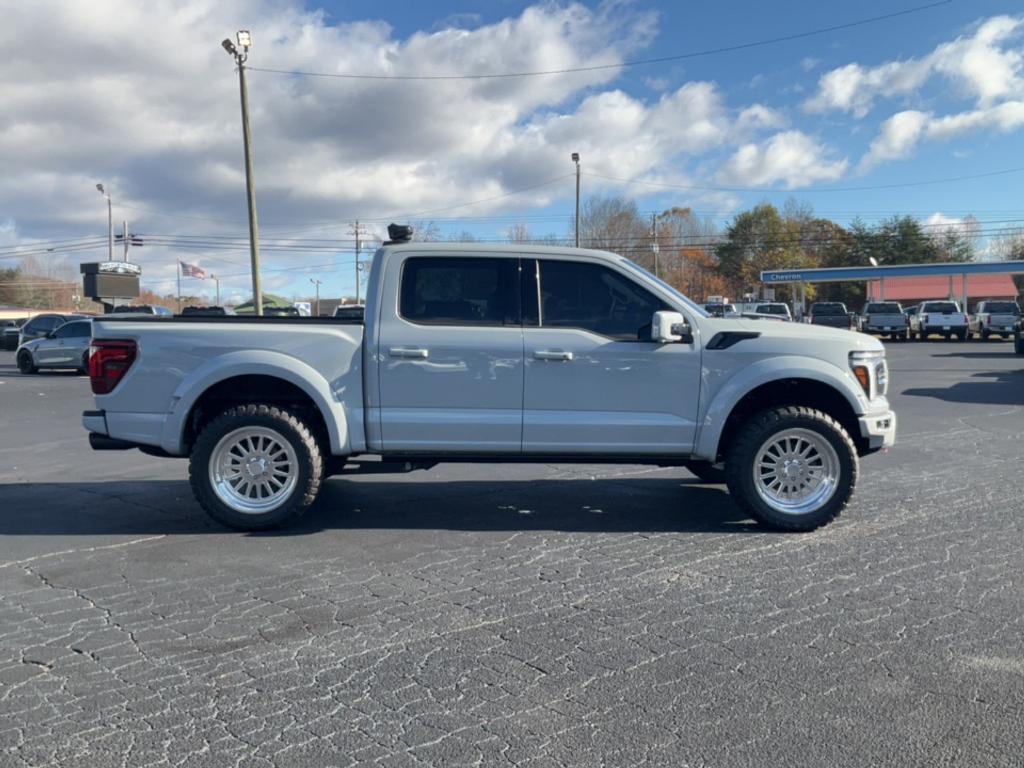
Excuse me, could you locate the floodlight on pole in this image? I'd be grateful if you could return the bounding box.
[95,183,113,261]
[221,30,263,315]
[571,152,580,247]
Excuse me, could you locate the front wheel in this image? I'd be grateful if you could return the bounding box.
[16,350,37,374]
[725,406,858,531]
[189,404,324,530]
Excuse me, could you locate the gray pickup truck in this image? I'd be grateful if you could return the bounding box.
[969,300,1021,341]
[83,240,896,533]
[859,302,909,341]
[808,302,854,330]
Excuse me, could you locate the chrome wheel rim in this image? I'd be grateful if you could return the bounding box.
[753,428,840,515]
[210,426,298,514]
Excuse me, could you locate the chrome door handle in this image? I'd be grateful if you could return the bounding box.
[534,349,573,361]
[389,346,429,359]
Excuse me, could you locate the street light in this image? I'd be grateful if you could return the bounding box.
[95,183,113,261]
[221,29,263,315]
[571,152,580,247]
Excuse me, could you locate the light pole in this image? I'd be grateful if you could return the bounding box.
[310,278,322,316]
[211,274,221,306]
[96,184,113,261]
[222,30,263,316]
[571,152,580,247]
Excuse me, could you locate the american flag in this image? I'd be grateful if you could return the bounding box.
[180,261,206,279]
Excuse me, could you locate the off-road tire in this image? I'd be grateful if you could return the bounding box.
[724,406,858,532]
[17,350,36,374]
[684,460,727,484]
[189,404,323,531]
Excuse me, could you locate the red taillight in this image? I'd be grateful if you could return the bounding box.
[89,339,137,395]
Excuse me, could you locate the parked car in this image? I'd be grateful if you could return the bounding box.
[808,302,854,330]
[333,304,366,321]
[16,318,92,374]
[181,306,229,317]
[2,318,27,351]
[703,302,737,317]
[84,241,895,533]
[859,302,908,340]
[968,300,1021,340]
[17,313,85,346]
[264,306,301,317]
[110,304,173,316]
[753,303,792,321]
[909,300,968,341]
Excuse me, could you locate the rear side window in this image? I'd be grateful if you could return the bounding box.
[400,257,520,326]
[537,260,667,341]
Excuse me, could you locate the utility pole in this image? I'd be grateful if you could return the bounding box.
[122,220,129,261]
[310,278,322,316]
[349,221,369,304]
[222,31,263,316]
[651,213,659,279]
[96,184,113,261]
[572,152,581,247]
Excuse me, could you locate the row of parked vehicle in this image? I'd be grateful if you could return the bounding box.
[702,297,1022,349]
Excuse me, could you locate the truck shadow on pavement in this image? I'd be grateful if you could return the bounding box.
[0,477,763,537]
[903,369,1024,406]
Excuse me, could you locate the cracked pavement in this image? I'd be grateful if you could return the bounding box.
[0,343,1022,767]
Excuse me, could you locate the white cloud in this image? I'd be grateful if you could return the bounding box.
[801,57,819,72]
[804,15,1023,117]
[858,101,1024,169]
[859,110,931,170]
[716,131,848,189]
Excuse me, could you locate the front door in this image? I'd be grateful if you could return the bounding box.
[522,258,702,454]
[376,254,524,452]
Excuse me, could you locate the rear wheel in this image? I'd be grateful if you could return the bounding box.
[16,350,36,374]
[79,350,90,374]
[189,404,324,530]
[1015,333,1024,355]
[725,406,857,532]
[981,328,990,341]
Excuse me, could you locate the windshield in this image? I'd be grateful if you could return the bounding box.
[923,302,959,313]
[811,303,847,315]
[866,303,901,313]
[619,259,709,317]
[983,302,1019,314]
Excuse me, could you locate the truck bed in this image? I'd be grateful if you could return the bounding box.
[89,315,366,456]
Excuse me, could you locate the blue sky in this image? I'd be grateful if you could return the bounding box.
[2,0,1023,302]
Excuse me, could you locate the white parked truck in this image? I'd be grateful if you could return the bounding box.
[909,300,968,341]
[968,300,1021,340]
[83,240,896,532]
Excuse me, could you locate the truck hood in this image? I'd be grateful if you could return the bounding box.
[701,316,883,361]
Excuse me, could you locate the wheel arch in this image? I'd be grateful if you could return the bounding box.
[161,352,352,456]
[695,359,868,462]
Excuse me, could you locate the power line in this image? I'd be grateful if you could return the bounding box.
[247,2,949,81]
[584,166,1024,194]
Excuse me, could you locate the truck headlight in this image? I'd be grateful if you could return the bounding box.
[849,350,886,399]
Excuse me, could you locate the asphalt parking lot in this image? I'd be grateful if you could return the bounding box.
[1,342,1022,767]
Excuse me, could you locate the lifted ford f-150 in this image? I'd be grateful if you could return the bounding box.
[83,238,896,532]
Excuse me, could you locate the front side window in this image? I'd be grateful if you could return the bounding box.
[400,257,519,326]
[537,260,667,341]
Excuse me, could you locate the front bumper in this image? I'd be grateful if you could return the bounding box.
[858,409,896,451]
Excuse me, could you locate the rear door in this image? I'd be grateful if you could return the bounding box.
[376,254,525,452]
[521,258,702,454]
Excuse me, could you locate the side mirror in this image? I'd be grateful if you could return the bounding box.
[652,311,693,344]
[45,330,56,339]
